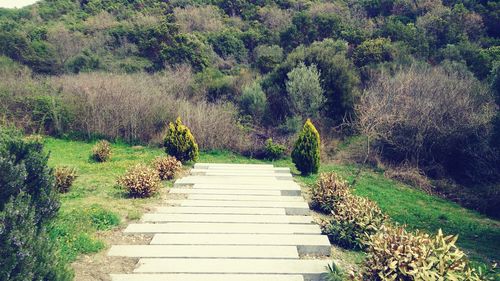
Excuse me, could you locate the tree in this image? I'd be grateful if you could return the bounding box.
[286,62,324,119]
[164,117,199,163]
[253,44,283,73]
[239,81,267,121]
[292,119,321,175]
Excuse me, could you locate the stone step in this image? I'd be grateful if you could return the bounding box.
[169,188,282,196]
[195,163,274,169]
[155,206,286,215]
[111,274,304,281]
[164,200,310,215]
[124,223,322,234]
[134,258,331,281]
[191,169,293,179]
[191,183,301,191]
[108,245,299,258]
[175,176,292,186]
[142,214,314,224]
[187,194,303,202]
[150,234,331,256]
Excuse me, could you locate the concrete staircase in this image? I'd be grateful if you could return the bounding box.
[109,163,332,281]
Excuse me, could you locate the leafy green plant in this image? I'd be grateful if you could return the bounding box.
[88,205,120,231]
[292,119,320,175]
[361,225,484,280]
[91,140,111,162]
[164,117,199,163]
[54,166,78,193]
[117,164,161,198]
[321,194,387,249]
[152,155,182,180]
[311,172,350,213]
[325,262,345,281]
[264,138,286,160]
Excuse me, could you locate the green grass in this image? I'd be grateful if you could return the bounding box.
[44,140,499,268]
[45,138,166,263]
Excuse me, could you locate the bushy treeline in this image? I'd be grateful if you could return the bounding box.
[0,0,498,213]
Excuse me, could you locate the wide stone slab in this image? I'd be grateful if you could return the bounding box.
[175,176,292,186]
[191,183,301,191]
[169,188,282,196]
[124,223,322,234]
[142,214,314,224]
[134,258,331,281]
[155,206,286,215]
[108,245,299,258]
[195,163,274,169]
[165,200,308,208]
[111,274,304,281]
[150,234,331,256]
[187,194,303,202]
[190,170,293,180]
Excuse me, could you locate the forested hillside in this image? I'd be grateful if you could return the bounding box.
[0,0,499,216]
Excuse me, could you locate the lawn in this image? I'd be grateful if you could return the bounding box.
[44,139,499,268]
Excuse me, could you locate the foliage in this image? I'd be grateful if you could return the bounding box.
[164,117,199,163]
[322,194,387,250]
[352,38,396,67]
[361,225,484,280]
[264,138,286,160]
[239,81,267,121]
[0,193,73,281]
[311,172,350,213]
[152,155,182,180]
[292,119,320,175]
[0,129,59,227]
[54,166,78,193]
[286,62,324,119]
[117,164,161,198]
[208,30,248,62]
[254,44,284,73]
[91,140,112,162]
[325,262,345,281]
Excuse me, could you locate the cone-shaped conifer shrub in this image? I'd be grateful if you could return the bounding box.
[164,117,199,163]
[292,119,320,175]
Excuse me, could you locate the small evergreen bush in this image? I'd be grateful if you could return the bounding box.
[291,119,320,175]
[0,193,73,281]
[311,172,350,213]
[54,166,78,193]
[361,225,484,280]
[152,156,182,180]
[91,140,111,162]
[321,194,387,249]
[264,138,286,160]
[164,117,199,163]
[117,164,161,198]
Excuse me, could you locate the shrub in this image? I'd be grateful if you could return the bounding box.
[311,172,350,213]
[54,166,78,193]
[0,128,59,227]
[239,81,267,121]
[152,156,182,180]
[361,225,483,280]
[286,62,325,119]
[254,45,284,73]
[292,119,320,175]
[164,117,199,163]
[352,38,395,67]
[117,164,161,198]
[91,140,111,162]
[0,193,73,281]
[325,262,345,281]
[264,138,286,160]
[321,194,387,249]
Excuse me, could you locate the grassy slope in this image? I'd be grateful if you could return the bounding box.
[45,140,499,267]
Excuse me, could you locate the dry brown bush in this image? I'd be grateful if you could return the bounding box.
[152,156,182,180]
[174,5,224,33]
[257,6,292,31]
[356,65,495,177]
[117,164,161,198]
[50,69,247,151]
[54,166,78,193]
[384,163,433,193]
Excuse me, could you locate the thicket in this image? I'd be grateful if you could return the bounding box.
[0,0,498,215]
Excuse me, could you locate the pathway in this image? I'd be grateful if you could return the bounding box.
[108,163,331,281]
